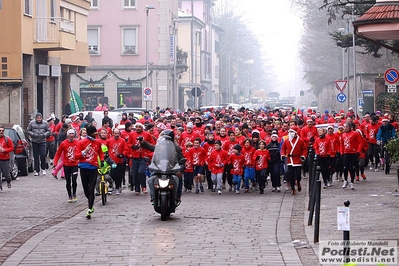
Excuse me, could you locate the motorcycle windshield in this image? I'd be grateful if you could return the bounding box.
[148,136,180,174]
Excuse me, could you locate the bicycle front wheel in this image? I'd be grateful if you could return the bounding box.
[385,152,391,175]
[101,182,107,205]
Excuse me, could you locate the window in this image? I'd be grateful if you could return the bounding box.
[24,0,32,16]
[88,28,100,54]
[1,57,8,77]
[122,28,137,54]
[123,0,136,9]
[90,0,99,9]
[50,0,56,21]
[215,41,220,54]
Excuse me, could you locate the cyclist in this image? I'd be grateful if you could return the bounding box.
[376,116,396,170]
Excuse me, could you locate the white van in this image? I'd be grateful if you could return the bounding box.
[69,111,123,129]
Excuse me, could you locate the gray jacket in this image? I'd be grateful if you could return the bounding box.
[27,120,51,143]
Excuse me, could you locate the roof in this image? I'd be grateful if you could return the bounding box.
[353,1,399,52]
[354,3,399,24]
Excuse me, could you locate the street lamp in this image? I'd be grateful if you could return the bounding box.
[145,5,155,110]
[351,4,358,115]
[172,19,180,111]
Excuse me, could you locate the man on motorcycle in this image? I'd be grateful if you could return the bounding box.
[140,129,185,205]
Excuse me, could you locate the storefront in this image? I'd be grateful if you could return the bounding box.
[80,82,105,111]
[117,81,142,108]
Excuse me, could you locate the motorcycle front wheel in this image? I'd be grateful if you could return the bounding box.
[160,194,168,221]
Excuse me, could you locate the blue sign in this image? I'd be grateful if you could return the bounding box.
[362,90,374,95]
[384,68,399,84]
[337,93,346,103]
[358,98,364,107]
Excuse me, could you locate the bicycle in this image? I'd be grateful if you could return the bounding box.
[98,165,111,205]
[380,143,391,175]
[379,142,391,175]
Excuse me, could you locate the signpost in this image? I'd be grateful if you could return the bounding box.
[337,93,346,103]
[358,98,364,107]
[388,84,397,93]
[143,87,152,102]
[335,80,347,92]
[362,89,374,97]
[384,68,399,84]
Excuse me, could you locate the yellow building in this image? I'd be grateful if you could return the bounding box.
[0,0,90,127]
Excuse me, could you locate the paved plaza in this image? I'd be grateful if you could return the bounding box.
[0,166,398,265]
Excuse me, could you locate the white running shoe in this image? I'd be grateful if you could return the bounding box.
[42,170,46,175]
[217,190,222,195]
[327,181,331,187]
[342,181,348,188]
[235,190,239,194]
[34,172,39,176]
[350,183,354,190]
[277,187,281,192]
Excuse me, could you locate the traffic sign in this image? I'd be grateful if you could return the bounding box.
[143,87,152,102]
[384,68,399,84]
[335,80,347,92]
[191,87,201,97]
[362,89,374,97]
[337,93,346,103]
[358,98,364,107]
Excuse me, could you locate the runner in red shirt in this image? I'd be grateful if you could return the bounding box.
[186,138,206,194]
[340,123,363,190]
[179,122,199,149]
[183,141,194,192]
[241,138,256,192]
[202,132,216,190]
[208,140,229,194]
[54,129,79,202]
[253,140,271,194]
[107,128,129,194]
[228,144,245,194]
[313,128,332,188]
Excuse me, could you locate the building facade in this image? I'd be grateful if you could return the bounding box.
[71,0,187,110]
[0,0,90,127]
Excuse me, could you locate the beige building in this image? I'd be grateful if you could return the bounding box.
[0,0,90,127]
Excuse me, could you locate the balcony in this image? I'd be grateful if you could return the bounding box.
[33,17,76,51]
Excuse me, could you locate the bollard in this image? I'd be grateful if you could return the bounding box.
[308,166,321,226]
[343,200,350,263]
[397,167,399,189]
[308,154,317,210]
[314,180,321,243]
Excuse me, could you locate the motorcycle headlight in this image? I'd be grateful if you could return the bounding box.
[159,179,170,188]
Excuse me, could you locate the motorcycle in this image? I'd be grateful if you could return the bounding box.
[148,134,182,221]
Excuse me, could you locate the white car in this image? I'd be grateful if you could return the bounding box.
[69,111,123,129]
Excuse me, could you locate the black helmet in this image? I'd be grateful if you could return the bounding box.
[161,129,175,142]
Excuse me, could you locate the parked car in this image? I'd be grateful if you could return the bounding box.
[3,124,34,178]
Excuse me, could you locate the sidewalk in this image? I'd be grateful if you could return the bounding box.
[303,165,399,264]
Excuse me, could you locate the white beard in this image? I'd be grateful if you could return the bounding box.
[288,132,296,141]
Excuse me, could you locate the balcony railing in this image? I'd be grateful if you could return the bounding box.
[34,17,75,43]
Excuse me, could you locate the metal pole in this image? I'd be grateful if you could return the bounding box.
[352,5,357,115]
[145,7,149,111]
[191,0,195,110]
[343,200,351,263]
[342,48,345,80]
[173,23,178,111]
[347,19,350,110]
[314,180,321,243]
